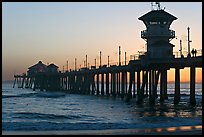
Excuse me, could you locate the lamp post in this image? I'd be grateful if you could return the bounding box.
[66,60,68,72]
[86,55,87,68]
[125,51,127,65]
[119,46,121,66]
[75,58,77,71]
[187,27,192,57]
[100,51,102,67]
[108,56,110,67]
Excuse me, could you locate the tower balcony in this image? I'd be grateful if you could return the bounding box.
[141,30,175,39]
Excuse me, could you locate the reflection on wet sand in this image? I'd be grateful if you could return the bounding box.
[2,125,202,135]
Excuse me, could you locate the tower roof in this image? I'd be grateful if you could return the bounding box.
[138,10,177,22]
[47,63,59,68]
[28,61,47,70]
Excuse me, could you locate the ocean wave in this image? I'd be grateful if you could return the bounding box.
[13,112,82,120]
[2,95,21,98]
[35,92,66,98]
[2,93,37,98]
[3,91,66,99]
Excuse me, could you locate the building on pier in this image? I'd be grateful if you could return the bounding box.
[138,3,177,59]
[27,61,59,76]
[47,63,59,73]
[27,61,47,76]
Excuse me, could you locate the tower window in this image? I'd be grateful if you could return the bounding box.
[150,21,158,25]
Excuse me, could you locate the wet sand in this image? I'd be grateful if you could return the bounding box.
[2,125,202,135]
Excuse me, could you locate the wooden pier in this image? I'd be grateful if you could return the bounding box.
[13,55,202,106]
[13,3,202,106]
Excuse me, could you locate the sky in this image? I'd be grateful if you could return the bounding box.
[2,2,202,82]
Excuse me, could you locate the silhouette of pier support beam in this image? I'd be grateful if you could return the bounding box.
[28,77,32,88]
[25,77,29,88]
[69,76,72,91]
[60,77,63,90]
[72,76,75,91]
[137,70,140,96]
[149,70,153,103]
[21,76,25,88]
[101,73,104,95]
[67,76,70,91]
[88,75,91,94]
[125,72,127,94]
[133,71,136,98]
[137,70,147,104]
[119,72,121,96]
[174,68,180,104]
[145,70,148,97]
[154,70,160,98]
[110,73,113,95]
[160,70,164,102]
[190,66,196,106]
[106,73,109,96]
[149,70,159,104]
[65,76,67,90]
[63,77,65,90]
[33,77,37,91]
[126,69,134,102]
[17,77,21,88]
[74,75,77,91]
[163,69,168,100]
[141,71,147,96]
[65,76,68,91]
[112,72,116,97]
[75,75,79,92]
[160,69,168,102]
[91,74,95,95]
[13,77,17,88]
[68,76,71,91]
[85,75,91,94]
[72,75,75,91]
[116,72,118,95]
[81,75,84,93]
[121,71,125,99]
[82,75,86,93]
[96,73,99,95]
[70,76,72,91]
[116,72,120,96]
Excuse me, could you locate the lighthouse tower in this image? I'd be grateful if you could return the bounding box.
[138,2,177,59]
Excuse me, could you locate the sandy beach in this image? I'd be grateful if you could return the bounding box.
[2,125,202,135]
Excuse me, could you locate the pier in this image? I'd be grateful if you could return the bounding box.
[13,53,202,106]
[13,3,202,106]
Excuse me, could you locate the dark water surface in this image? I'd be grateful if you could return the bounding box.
[2,82,202,131]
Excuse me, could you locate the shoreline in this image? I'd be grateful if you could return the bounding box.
[2,125,202,135]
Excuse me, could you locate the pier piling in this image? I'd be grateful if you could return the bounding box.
[190,66,196,106]
[174,68,181,104]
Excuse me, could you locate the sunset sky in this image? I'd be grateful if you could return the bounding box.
[2,2,202,82]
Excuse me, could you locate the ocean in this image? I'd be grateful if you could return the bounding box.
[2,82,202,134]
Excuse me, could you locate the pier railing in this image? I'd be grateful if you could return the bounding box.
[130,49,202,60]
[173,49,202,58]
[141,29,175,39]
[130,51,147,60]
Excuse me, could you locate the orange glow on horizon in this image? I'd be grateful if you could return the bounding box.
[167,68,202,83]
